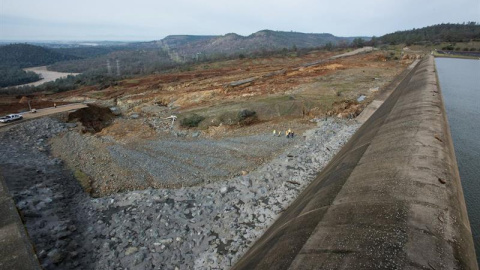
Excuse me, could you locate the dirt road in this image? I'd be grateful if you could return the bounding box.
[0,103,88,129]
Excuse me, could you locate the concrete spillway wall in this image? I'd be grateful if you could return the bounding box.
[0,173,41,270]
[233,56,478,269]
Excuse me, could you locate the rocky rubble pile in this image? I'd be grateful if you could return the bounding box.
[52,123,298,196]
[0,118,96,270]
[0,117,359,269]
[76,118,359,269]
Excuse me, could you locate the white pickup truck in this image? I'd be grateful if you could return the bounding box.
[0,114,23,123]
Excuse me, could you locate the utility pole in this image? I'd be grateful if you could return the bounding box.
[116,59,121,76]
[107,59,112,75]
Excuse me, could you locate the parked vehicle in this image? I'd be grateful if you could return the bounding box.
[0,114,23,123]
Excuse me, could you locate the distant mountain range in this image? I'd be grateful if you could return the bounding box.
[1,23,478,89]
[136,30,367,58]
[0,30,368,71]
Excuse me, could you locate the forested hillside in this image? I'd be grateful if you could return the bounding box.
[0,67,40,88]
[380,22,480,45]
[0,44,79,68]
[52,46,127,59]
[48,48,177,74]
[0,44,81,87]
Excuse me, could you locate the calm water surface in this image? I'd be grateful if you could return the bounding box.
[435,57,480,263]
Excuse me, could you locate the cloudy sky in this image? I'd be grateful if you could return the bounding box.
[1,0,479,41]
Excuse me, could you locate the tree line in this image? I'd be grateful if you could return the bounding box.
[0,68,40,88]
[380,22,480,45]
[0,44,79,87]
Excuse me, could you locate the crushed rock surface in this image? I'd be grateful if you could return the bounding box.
[0,117,359,269]
[51,129,299,195]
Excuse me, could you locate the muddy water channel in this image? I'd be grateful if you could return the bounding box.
[436,57,480,263]
[20,66,79,87]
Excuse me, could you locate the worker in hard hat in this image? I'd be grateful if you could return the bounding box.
[287,129,294,138]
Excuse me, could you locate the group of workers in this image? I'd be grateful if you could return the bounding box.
[273,129,295,138]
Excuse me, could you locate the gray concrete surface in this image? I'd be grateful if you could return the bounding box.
[356,58,420,123]
[0,172,41,270]
[232,56,478,269]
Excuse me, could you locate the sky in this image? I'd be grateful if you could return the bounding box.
[1,0,479,41]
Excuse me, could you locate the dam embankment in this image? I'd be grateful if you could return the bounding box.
[233,55,478,269]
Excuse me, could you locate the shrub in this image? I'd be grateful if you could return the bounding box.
[238,109,256,120]
[74,169,92,194]
[237,109,257,125]
[180,114,205,127]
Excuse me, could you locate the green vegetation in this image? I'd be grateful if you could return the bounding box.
[0,68,40,87]
[238,109,256,121]
[74,169,92,194]
[380,22,480,45]
[0,73,120,95]
[0,44,79,68]
[352,38,365,48]
[52,46,127,59]
[180,114,205,127]
[0,43,80,87]
[217,109,257,126]
[48,48,176,74]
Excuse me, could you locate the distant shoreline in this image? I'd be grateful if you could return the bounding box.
[433,50,480,60]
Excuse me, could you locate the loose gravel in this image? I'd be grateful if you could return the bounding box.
[51,126,298,195]
[0,117,359,269]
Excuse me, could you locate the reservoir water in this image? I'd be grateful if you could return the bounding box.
[435,57,480,263]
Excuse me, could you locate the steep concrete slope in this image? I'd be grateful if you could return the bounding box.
[233,56,478,269]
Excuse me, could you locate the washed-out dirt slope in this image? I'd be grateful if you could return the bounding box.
[45,48,417,197]
[52,49,414,120]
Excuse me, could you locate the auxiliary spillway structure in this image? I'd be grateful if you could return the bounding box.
[233,56,478,269]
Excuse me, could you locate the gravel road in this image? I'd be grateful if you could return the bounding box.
[0,117,359,269]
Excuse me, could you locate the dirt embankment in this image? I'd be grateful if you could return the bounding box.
[49,49,414,123]
[67,105,116,133]
[0,95,70,115]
